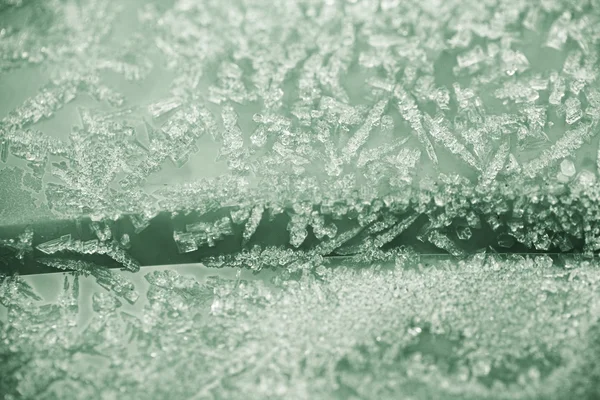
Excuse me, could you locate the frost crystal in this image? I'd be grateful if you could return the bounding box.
[0,228,33,259]
[186,217,234,247]
[394,86,438,165]
[37,234,73,255]
[37,234,140,272]
[38,258,139,304]
[456,226,472,241]
[523,123,593,178]
[242,206,264,245]
[173,231,198,254]
[342,99,387,162]
[565,97,583,125]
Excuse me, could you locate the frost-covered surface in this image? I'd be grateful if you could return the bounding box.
[1,0,600,256]
[1,254,600,399]
[2,1,600,398]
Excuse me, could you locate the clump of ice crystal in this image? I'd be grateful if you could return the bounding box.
[1,253,600,399]
[0,0,598,257]
[1,0,600,398]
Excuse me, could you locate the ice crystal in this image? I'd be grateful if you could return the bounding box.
[37,234,140,272]
[565,97,583,125]
[0,227,33,260]
[186,217,234,247]
[242,206,264,245]
[37,258,139,304]
[173,231,198,254]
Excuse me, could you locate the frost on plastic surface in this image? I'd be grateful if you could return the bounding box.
[0,0,598,259]
[1,0,600,397]
[2,254,600,399]
[0,0,596,234]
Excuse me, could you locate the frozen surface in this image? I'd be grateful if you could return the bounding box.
[2,254,600,399]
[1,0,600,398]
[0,0,598,256]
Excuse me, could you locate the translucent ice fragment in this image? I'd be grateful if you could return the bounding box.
[37,234,72,254]
[466,211,481,229]
[549,73,566,105]
[38,259,139,304]
[161,106,202,139]
[288,214,309,248]
[448,29,472,49]
[478,141,509,188]
[575,169,597,187]
[0,227,33,259]
[173,231,198,254]
[129,214,152,234]
[250,125,267,147]
[365,77,395,93]
[187,217,233,247]
[394,86,437,164]
[120,233,131,249]
[208,61,255,104]
[557,171,570,183]
[546,12,571,50]
[220,103,244,157]
[92,292,122,313]
[456,226,472,241]
[357,136,409,168]
[230,207,251,225]
[315,226,363,255]
[502,153,521,175]
[380,114,395,136]
[560,159,576,177]
[564,97,582,125]
[242,206,263,245]
[147,97,182,119]
[523,7,541,31]
[554,234,574,252]
[426,231,465,257]
[4,83,77,128]
[523,123,592,177]
[81,239,100,253]
[0,138,7,162]
[103,243,140,272]
[199,106,220,141]
[364,213,398,235]
[423,113,481,171]
[433,87,451,110]
[501,49,530,76]
[494,80,539,103]
[90,222,112,241]
[453,83,477,110]
[387,148,422,186]
[457,45,485,69]
[342,99,387,161]
[585,87,600,115]
[0,275,42,307]
[520,105,547,133]
[534,233,551,251]
[497,233,516,248]
[310,212,338,240]
[373,213,419,247]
